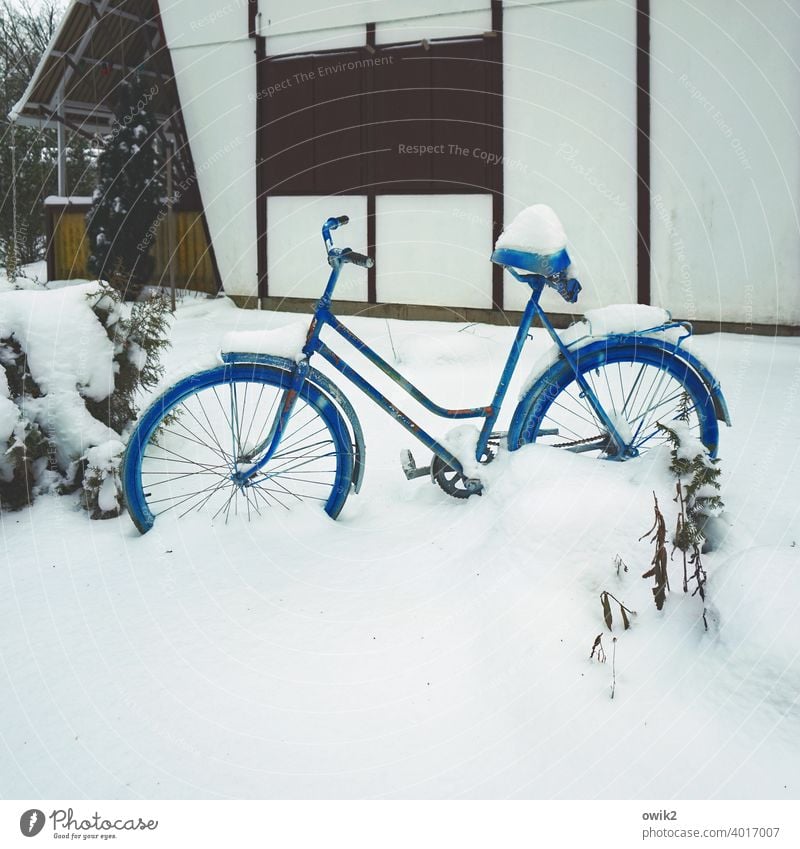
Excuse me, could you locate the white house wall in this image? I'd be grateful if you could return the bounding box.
[262,9,497,311]
[160,0,251,47]
[266,25,367,56]
[267,196,369,301]
[375,10,493,44]
[650,0,800,326]
[265,9,492,55]
[502,0,638,314]
[153,0,799,324]
[257,1,492,37]
[159,0,258,298]
[376,195,494,309]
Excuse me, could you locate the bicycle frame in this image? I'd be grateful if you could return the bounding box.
[237,245,634,485]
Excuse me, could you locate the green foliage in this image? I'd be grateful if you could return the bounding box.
[656,419,721,629]
[657,420,724,550]
[0,416,50,511]
[86,75,165,299]
[0,335,41,400]
[78,443,125,520]
[85,287,171,434]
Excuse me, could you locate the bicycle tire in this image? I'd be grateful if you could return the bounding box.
[122,362,354,533]
[511,344,719,457]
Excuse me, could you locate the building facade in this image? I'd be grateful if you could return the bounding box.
[13,0,800,330]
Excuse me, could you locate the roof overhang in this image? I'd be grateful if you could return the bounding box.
[10,0,175,138]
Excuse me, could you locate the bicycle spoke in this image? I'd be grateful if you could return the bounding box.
[187,476,236,517]
[239,380,265,449]
[527,355,712,461]
[141,466,230,486]
[151,476,230,513]
[191,393,233,465]
[164,415,231,461]
[143,443,229,474]
[230,380,243,458]
[620,363,648,419]
[128,369,355,529]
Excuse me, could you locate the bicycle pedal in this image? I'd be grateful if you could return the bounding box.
[488,430,508,449]
[400,448,430,480]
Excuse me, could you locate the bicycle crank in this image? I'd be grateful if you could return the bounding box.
[430,444,495,500]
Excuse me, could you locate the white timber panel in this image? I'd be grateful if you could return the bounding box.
[375,195,493,309]
[502,0,638,313]
[267,196,369,301]
[160,4,258,297]
[650,0,800,325]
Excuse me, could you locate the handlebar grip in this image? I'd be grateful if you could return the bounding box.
[324,215,350,233]
[343,250,374,268]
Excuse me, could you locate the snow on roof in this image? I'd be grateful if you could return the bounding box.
[44,196,93,206]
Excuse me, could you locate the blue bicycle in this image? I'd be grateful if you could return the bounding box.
[122,214,730,532]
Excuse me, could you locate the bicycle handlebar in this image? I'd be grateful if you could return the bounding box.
[341,249,374,268]
[323,216,374,269]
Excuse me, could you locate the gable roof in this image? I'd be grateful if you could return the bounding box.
[10,0,178,137]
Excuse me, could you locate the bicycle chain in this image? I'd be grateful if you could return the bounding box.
[550,434,608,450]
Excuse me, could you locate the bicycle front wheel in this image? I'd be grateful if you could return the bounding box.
[512,345,719,457]
[122,363,354,533]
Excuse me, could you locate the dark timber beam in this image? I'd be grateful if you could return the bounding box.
[490,0,504,312]
[636,0,652,305]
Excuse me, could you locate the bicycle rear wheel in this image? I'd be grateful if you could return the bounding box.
[512,345,719,457]
[122,363,354,533]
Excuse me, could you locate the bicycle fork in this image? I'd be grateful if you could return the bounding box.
[230,359,311,485]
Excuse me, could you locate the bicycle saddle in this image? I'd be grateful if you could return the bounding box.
[491,203,572,277]
[491,246,572,277]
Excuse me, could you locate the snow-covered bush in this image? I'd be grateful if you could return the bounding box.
[0,281,170,517]
[658,419,723,552]
[655,419,724,627]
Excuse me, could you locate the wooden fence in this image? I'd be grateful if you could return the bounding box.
[45,199,219,294]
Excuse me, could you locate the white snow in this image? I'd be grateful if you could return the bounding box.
[220,321,308,362]
[0,370,19,481]
[668,420,717,468]
[43,196,93,206]
[84,440,125,514]
[126,342,148,372]
[0,260,48,292]
[1,294,799,801]
[581,303,674,337]
[0,282,119,467]
[495,203,568,255]
[441,423,483,479]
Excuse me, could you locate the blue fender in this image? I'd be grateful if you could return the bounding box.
[510,334,731,446]
[618,336,731,425]
[220,351,366,494]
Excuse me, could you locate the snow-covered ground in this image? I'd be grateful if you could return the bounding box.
[2,287,799,799]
